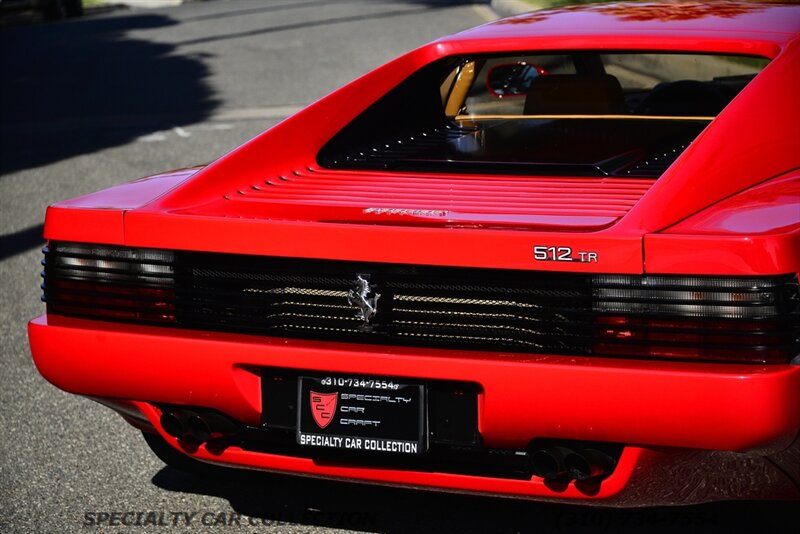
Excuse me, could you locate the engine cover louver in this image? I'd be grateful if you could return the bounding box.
[42,243,800,364]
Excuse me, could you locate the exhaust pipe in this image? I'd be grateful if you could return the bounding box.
[564,448,617,481]
[186,411,240,442]
[160,408,240,442]
[160,410,194,440]
[530,446,574,480]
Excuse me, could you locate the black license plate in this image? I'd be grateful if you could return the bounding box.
[297,375,426,455]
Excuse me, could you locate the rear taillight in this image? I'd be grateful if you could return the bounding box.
[40,242,800,364]
[43,242,176,323]
[591,275,800,363]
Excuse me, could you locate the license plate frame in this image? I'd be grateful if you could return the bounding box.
[296,374,427,455]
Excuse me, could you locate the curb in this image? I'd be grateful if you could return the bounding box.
[489,0,547,18]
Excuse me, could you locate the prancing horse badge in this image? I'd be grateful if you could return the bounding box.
[347,275,380,329]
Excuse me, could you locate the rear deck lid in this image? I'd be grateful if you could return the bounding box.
[182,167,655,231]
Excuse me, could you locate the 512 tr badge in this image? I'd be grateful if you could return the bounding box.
[533,245,598,263]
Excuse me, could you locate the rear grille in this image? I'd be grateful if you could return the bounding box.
[178,252,593,355]
[43,242,800,364]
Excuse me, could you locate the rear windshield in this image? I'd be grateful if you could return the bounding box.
[318,52,768,177]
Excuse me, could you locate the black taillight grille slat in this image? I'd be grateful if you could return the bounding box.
[47,266,174,281]
[593,275,787,291]
[179,285,349,301]
[183,311,362,329]
[596,328,796,344]
[394,331,557,349]
[180,302,355,324]
[50,255,174,272]
[46,272,173,288]
[593,293,778,306]
[48,289,174,306]
[386,281,586,296]
[390,303,591,320]
[390,306,591,324]
[46,265,174,286]
[181,313,365,337]
[48,305,176,324]
[595,302,783,319]
[599,319,796,338]
[45,243,173,263]
[49,300,175,314]
[41,242,800,364]
[389,319,585,338]
[186,301,355,315]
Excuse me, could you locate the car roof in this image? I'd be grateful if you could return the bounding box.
[445,1,800,49]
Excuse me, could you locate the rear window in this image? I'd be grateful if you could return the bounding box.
[318,52,768,177]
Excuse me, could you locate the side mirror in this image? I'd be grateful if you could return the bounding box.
[486,62,547,97]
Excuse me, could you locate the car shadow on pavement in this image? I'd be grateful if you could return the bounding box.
[0,223,44,260]
[152,466,797,534]
[0,12,218,175]
[0,0,471,177]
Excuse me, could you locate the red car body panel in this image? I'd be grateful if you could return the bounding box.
[28,314,800,504]
[29,1,800,505]
[30,315,800,451]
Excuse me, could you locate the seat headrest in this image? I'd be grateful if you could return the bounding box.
[524,74,625,115]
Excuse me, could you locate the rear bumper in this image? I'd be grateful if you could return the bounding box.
[28,314,800,504]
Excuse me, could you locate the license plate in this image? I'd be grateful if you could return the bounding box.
[296,375,426,455]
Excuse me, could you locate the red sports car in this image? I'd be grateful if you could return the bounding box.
[28,1,800,506]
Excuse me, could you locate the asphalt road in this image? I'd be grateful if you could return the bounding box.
[0,1,796,533]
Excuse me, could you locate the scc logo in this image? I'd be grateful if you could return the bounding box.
[310,391,338,429]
